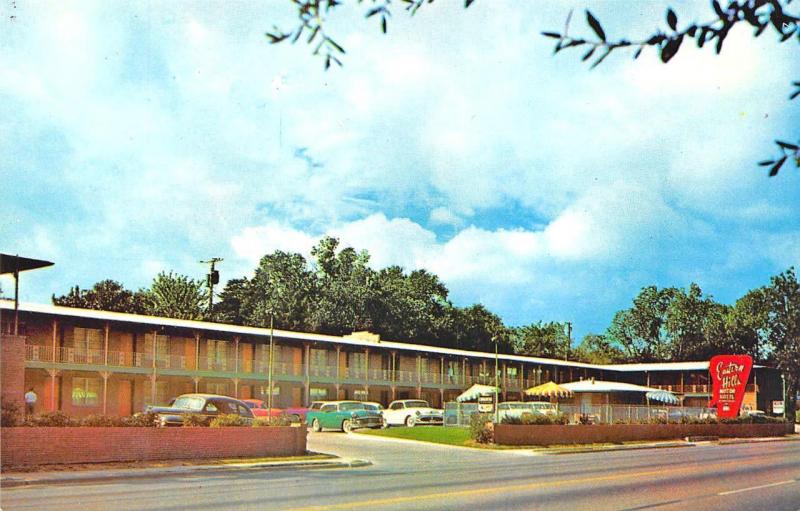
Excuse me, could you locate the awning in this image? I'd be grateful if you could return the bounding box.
[0,254,54,274]
[456,384,499,402]
[524,381,573,398]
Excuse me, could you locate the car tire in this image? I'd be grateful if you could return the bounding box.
[405,416,415,427]
[342,419,352,433]
[311,419,321,432]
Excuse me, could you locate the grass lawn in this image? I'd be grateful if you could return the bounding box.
[357,426,473,447]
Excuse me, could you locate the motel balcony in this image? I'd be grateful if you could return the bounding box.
[649,383,759,394]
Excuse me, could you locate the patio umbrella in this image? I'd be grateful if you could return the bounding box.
[645,390,680,405]
[524,381,574,398]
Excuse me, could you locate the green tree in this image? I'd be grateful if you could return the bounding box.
[511,321,571,360]
[605,286,678,362]
[765,267,800,422]
[241,251,317,331]
[148,272,207,320]
[726,287,771,362]
[52,280,150,314]
[572,333,625,364]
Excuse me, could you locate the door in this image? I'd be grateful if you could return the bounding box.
[118,380,133,416]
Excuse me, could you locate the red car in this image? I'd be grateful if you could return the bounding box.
[241,399,284,418]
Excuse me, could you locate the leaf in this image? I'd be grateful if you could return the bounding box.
[590,49,611,69]
[541,31,562,39]
[686,26,696,37]
[758,160,775,167]
[633,47,643,59]
[790,89,800,101]
[366,7,383,18]
[769,156,787,177]
[667,9,678,30]
[465,0,476,7]
[712,0,724,18]
[582,47,595,61]
[776,140,800,150]
[381,15,387,34]
[586,10,606,41]
[660,35,683,63]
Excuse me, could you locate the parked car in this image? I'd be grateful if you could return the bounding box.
[146,394,255,427]
[362,401,388,428]
[384,399,444,427]
[306,401,384,432]
[497,401,557,422]
[240,399,284,418]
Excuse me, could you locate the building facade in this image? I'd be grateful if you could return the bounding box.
[0,301,782,417]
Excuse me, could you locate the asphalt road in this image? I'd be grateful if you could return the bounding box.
[2,431,798,511]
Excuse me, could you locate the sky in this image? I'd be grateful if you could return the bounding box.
[1,1,798,342]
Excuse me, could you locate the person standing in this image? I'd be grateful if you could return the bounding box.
[24,387,37,416]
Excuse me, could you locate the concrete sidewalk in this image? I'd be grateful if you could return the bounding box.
[1,456,371,488]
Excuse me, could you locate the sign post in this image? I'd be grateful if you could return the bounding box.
[708,355,753,419]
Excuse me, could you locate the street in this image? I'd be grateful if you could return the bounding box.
[2,433,799,511]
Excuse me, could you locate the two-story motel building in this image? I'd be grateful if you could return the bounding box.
[0,300,782,417]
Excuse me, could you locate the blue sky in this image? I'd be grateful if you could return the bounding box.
[1,1,798,341]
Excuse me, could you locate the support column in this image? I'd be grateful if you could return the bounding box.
[51,319,58,362]
[233,377,240,398]
[416,354,423,398]
[364,348,371,400]
[194,333,200,371]
[103,322,110,367]
[335,345,341,399]
[151,331,158,404]
[234,336,240,374]
[304,343,311,406]
[193,377,201,393]
[390,351,396,401]
[100,371,110,415]
[462,358,467,385]
[46,368,60,411]
[502,362,507,401]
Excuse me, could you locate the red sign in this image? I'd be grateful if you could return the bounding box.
[709,355,753,419]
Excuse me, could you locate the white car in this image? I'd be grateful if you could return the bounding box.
[384,399,444,427]
[497,401,558,422]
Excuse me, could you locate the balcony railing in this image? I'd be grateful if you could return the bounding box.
[309,365,337,378]
[650,384,758,394]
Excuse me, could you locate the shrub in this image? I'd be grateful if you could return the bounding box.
[80,414,127,427]
[25,410,77,427]
[209,414,249,427]
[254,415,292,427]
[121,412,158,427]
[1,402,22,427]
[469,413,494,443]
[182,414,208,427]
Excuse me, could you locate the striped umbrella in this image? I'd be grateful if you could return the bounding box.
[524,381,573,398]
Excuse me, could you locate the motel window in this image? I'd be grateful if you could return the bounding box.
[207,340,229,365]
[73,327,103,355]
[506,367,518,378]
[256,385,280,398]
[205,382,230,396]
[143,334,169,359]
[310,349,328,368]
[353,389,368,401]
[71,377,100,407]
[310,388,328,401]
[143,382,170,406]
[348,353,366,370]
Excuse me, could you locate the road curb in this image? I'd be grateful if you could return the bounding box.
[542,442,693,455]
[0,458,372,489]
[718,435,800,446]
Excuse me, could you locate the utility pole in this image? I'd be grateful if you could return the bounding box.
[200,258,223,320]
[493,335,499,424]
[268,312,275,412]
[564,322,572,361]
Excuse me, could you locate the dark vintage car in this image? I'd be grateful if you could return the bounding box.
[146,393,255,426]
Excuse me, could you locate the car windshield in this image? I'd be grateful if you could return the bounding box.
[244,401,258,409]
[172,397,205,411]
[364,404,382,411]
[405,401,429,408]
[507,403,528,409]
[339,402,365,411]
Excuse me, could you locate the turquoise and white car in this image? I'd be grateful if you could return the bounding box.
[306,401,384,433]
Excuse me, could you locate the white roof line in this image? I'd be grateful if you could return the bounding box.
[0,300,720,372]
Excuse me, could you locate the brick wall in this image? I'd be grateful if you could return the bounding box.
[1,426,307,467]
[1,334,26,410]
[494,422,795,446]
